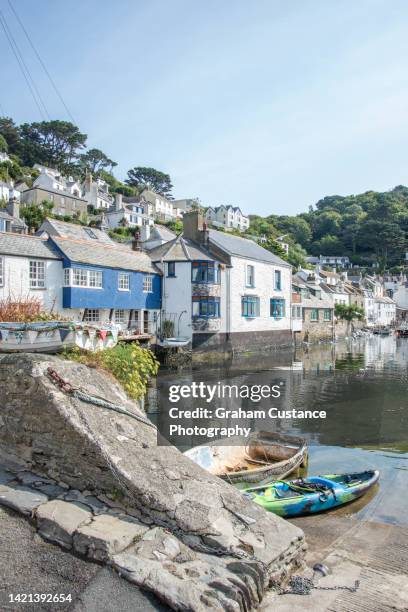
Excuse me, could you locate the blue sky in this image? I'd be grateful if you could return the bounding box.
[2,0,408,215]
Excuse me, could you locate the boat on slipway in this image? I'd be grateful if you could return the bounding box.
[242,470,379,517]
[0,321,119,353]
[184,430,308,484]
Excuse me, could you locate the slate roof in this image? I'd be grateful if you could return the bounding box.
[148,235,214,262]
[208,230,290,267]
[0,233,61,259]
[39,218,115,244]
[0,208,26,227]
[51,237,160,274]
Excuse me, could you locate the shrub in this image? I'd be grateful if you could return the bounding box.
[0,295,64,322]
[64,342,159,400]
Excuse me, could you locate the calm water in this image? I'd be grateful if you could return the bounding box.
[146,335,408,526]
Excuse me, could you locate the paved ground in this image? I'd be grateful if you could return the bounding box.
[0,506,167,611]
[262,514,408,611]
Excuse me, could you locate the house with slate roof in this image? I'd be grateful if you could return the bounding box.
[0,218,162,332]
[205,204,249,232]
[149,211,291,352]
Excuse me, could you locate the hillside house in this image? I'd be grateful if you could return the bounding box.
[205,205,249,232]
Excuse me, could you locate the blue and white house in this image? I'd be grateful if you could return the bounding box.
[0,219,162,334]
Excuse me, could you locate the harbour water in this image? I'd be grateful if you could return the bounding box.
[146,335,408,526]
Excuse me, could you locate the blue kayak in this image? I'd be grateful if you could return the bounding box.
[242,470,379,517]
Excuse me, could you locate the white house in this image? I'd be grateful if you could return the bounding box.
[318,255,351,268]
[104,194,154,229]
[149,212,292,352]
[0,233,63,312]
[205,205,250,232]
[374,296,396,326]
[82,174,113,210]
[141,189,182,222]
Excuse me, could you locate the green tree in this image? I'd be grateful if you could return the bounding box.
[0,117,20,154]
[0,135,8,153]
[19,120,87,173]
[79,148,117,176]
[335,303,364,335]
[20,200,54,231]
[126,167,173,198]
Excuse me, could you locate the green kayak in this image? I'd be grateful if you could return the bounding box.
[242,470,379,517]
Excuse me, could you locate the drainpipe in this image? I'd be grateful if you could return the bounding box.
[226,267,231,340]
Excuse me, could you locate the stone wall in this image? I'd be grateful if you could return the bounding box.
[0,353,305,610]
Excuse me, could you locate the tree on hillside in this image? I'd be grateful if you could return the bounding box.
[20,200,54,231]
[263,238,289,261]
[79,148,117,176]
[0,117,20,154]
[126,167,173,198]
[335,303,364,335]
[0,135,8,153]
[19,120,87,174]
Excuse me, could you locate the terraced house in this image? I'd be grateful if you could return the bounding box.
[0,219,162,333]
[150,212,291,353]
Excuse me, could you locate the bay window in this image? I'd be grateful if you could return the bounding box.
[192,296,220,318]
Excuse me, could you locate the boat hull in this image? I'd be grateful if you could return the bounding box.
[243,470,379,517]
[184,431,308,484]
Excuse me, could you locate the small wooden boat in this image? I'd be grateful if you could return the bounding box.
[242,470,379,517]
[184,431,308,484]
[0,321,119,353]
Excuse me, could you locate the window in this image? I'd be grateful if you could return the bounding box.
[73,268,88,287]
[118,272,130,291]
[167,262,175,277]
[191,261,220,284]
[310,308,319,322]
[29,260,45,289]
[292,305,302,319]
[83,309,99,323]
[324,309,332,321]
[89,270,103,288]
[114,309,126,324]
[192,297,220,318]
[63,268,70,286]
[274,270,282,291]
[84,228,97,239]
[0,256,3,286]
[246,264,255,287]
[242,296,260,318]
[143,275,153,293]
[270,298,285,319]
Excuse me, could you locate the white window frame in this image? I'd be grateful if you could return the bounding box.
[0,256,3,287]
[118,272,130,291]
[143,275,153,293]
[83,309,100,323]
[114,309,126,324]
[65,268,103,289]
[29,260,46,289]
[246,264,255,287]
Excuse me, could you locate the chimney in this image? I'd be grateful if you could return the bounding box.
[183,211,208,244]
[115,193,123,211]
[140,224,151,242]
[84,173,92,193]
[7,198,20,220]
[132,230,141,251]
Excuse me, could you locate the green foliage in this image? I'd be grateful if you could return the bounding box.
[161,319,175,338]
[262,238,289,261]
[334,303,364,322]
[19,120,87,174]
[99,170,137,197]
[0,134,8,152]
[65,342,159,400]
[20,200,54,231]
[0,117,20,154]
[79,148,117,177]
[126,166,173,198]
[164,219,183,233]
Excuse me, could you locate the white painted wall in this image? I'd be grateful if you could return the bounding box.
[227,256,292,333]
[159,261,193,339]
[0,255,63,313]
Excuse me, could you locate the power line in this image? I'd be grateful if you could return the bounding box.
[0,8,49,120]
[8,0,76,124]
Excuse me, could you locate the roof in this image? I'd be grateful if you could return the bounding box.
[0,209,26,227]
[208,229,290,267]
[375,296,395,304]
[28,183,87,203]
[149,235,214,262]
[39,218,115,245]
[51,236,160,274]
[0,233,61,259]
[144,225,177,244]
[319,270,340,279]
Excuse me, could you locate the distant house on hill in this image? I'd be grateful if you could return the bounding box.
[205,205,249,232]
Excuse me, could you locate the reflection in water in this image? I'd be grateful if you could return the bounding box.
[146,336,408,526]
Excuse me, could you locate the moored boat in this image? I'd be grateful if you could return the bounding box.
[242,470,379,517]
[0,321,119,353]
[184,431,308,484]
